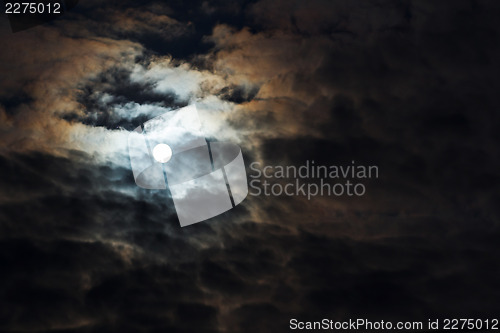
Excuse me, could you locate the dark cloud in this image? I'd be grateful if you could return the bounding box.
[0,149,499,331]
[1,0,500,332]
[72,68,183,130]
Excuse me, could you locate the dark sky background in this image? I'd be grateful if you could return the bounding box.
[1,0,500,332]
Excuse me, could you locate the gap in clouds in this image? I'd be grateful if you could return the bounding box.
[0,0,500,332]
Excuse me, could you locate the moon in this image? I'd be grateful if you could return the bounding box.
[152,143,173,163]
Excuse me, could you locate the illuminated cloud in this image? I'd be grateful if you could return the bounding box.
[0,0,499,331]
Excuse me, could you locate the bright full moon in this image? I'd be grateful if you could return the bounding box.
[152,143,173,163]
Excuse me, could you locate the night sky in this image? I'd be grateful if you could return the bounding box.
[1,1,500,332]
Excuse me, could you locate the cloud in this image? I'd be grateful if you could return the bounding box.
[1,0,500,331]
[0,25,143,154]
